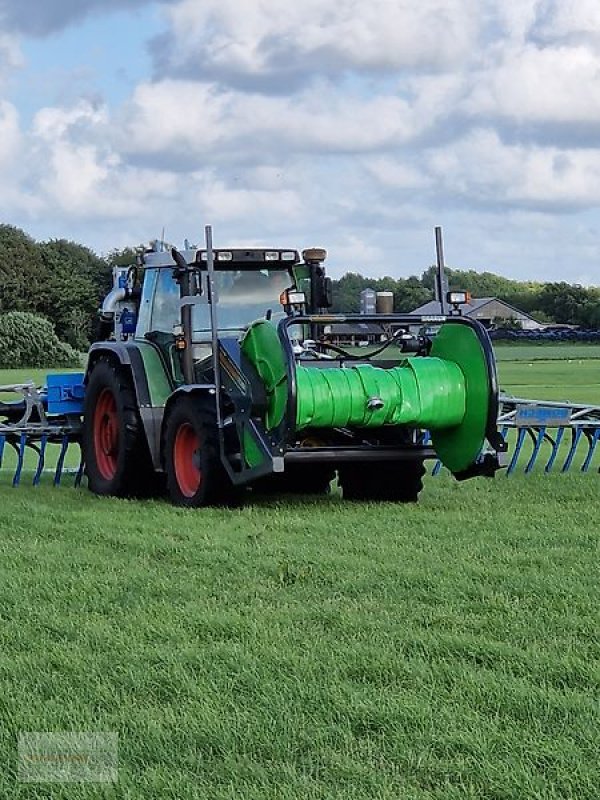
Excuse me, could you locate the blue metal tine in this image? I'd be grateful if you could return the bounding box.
[54,435,69,486]
[562,427,582,473]
[74,444,85,488]
[13,433,27,487]
[525,427,546,474]
[507,428,527,475]
[33,434,48,486]
[0,434,5,469]
[545,426,565,472]
[581,428,600,473]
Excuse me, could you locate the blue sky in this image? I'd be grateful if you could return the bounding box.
[8,6,162,121]
[1,0,600,283]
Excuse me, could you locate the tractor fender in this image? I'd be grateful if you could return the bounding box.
[87,342,153,407]
[86,341,172,470]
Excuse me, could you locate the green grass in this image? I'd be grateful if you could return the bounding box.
[498,357,600,404]
[0,367,82,388]
[0,346,599,797]
[0,477,598,799]
[494,343,600,362]
[493,343,600,405]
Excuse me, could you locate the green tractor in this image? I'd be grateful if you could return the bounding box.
[82,227,506,506]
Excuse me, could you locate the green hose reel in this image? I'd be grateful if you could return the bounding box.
[241,320,493,474]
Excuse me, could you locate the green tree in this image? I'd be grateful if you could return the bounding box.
[331,273,432,313]
[0,225,49,314]
[536,283,590,325]
[38,239,107,350]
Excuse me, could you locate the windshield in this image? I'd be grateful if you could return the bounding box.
[149,267,292,337]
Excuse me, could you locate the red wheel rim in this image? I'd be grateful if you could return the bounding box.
[173,423,202,498]
[93,388,119,480]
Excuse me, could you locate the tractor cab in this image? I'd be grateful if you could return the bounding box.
[128,246,318,386]
[140,250,299,338]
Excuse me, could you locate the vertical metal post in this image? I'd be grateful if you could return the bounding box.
[205,225,224,430]
[180,270,195,385]
[435,226,448,315]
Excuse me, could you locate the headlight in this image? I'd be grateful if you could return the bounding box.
[447,291,471,305]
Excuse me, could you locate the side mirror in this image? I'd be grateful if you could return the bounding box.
[171,247,188,271]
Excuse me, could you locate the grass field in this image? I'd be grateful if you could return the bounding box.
[0,345,599,798]
[495,347,600,405]
[494,343,600,362]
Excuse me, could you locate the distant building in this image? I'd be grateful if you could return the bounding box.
[324,322,385,345]
[410,297,544,331]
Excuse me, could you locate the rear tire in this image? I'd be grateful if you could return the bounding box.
[339,460,425,502]
[163,396,241,507]
[83,357,156,497]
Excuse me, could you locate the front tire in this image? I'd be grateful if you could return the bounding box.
[339,460,425,502]
[163,396,239,507]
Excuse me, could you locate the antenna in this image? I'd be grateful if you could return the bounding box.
[434,226,449,315]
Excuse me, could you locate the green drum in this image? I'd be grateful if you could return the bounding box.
[241,319,493,475]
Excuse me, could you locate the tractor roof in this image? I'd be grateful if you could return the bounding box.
[143,248,300,270]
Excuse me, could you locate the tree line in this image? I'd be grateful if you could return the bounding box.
[0,224,133,350]
[2,224,600,353]
[332,266,600,328]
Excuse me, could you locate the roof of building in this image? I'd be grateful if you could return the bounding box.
[411,296,539,322]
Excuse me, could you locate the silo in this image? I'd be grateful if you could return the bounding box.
[376,291,394,314]
[360,289,376,315]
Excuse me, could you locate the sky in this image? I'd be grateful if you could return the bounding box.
[1,0,600,282]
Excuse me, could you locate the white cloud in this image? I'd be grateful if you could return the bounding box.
[365,157,431,190]
[189,172,303,223]
[464,43,600,124]
[427,129,600,207]
[0,100,20,165]
[534,0,600,44]
[158,0,482,85]
[491,0,544,43]
[0,33,23,79]
[116,79,422,164]
[33,101,108,141]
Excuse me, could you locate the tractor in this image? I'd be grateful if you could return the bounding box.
[81,227,506,506]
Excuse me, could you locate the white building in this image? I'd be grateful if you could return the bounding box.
[411,297,545,330]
